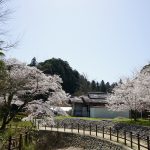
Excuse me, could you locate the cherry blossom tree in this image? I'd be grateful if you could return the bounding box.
[0,0,17,54]
[134,72,150,112]
[107,71,150,121]
[0,58,68,130]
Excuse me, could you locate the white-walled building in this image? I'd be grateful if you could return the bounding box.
[69,92,129,118]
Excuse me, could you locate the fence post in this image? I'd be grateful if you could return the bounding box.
[83,124,85,135]
[25,132,28,145]
[28,132,30,144]
[71,123,73,133]
[28,132,31,144]
[103,126,104,138]
[130,132,132,148]
[32,118,34,127]
[137,134,140,150]
[45,125,46,130]
[147,136,150,150]
[16,124,18,129]
[19,134,22,150]
[117,129,119,142]
[57,122,59,132]
[90,124,91,135]
[78,124,79,133]
[15,125,17,133]
[124,130,126,145]
[29,132,32,143]
[35,118,36,127]
[96,125,97,136]
[8,136,12,150]
[33,118,35,127]
[110,127,112,140]
[64,123,66,132]
[38,122,39,130]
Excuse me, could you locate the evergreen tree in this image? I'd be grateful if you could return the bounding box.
[29,57,37,67]
[99,80,106,93]
[119,79,123,84]
[110,82,118,92]
[38,58,80,94]
[37,58,113,95]
[105,82,111,93]
[96,82,100,91]
[91,80,97,91]
[75,74,91,95]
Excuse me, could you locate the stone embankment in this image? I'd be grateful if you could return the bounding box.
[55,118,150,139]
[34,131,128,150]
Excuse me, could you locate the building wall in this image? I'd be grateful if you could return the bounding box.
[90,107,129,118]
[73,103,82,116]
[82,106,90,117]
[73,103,89,117]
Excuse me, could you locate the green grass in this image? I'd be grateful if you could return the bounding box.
[11,120,32,127]
[23,143,35,150]
[0,121,34,150]
[0,120,33,140]
[55,116,111,121]
[55,116,150,127]
[113,117,150,126]
[0,121,32,129]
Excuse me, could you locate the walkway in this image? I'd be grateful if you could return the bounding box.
[39,126,148,150]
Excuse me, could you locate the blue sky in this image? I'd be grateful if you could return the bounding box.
[5,0,150,83]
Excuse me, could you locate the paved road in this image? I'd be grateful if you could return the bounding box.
[39,126,148,150]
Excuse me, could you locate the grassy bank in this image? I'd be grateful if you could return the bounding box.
[0,121,32,139]
[113,118,150,126]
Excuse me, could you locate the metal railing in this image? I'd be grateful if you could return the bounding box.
[38,122,150,150]
[2,126,32,150]
[5,120,148,150]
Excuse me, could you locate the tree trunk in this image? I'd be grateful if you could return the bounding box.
[133,111,137,121]
[0,100,27,130]
[141,111,143,119]
[0,115,8,130]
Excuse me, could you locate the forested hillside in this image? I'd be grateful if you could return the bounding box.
[30,57,117,95]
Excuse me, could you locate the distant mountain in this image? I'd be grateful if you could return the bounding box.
[29,57,116,95]
[38,58,80,95]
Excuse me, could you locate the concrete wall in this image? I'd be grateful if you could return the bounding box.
[90,107,129,118]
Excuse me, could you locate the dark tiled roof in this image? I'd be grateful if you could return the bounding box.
[69,97,83,103]
[69,94,108,104]
[87,92,107,99]
[81,96,107,104]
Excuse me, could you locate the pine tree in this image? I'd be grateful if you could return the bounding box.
[110,82,118,92]
[99,80,106,93]
[105,82,111,93]
[119,79,123,84]
[96,82,100,91]
[29,57,37,67]
[91,80,97,91]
